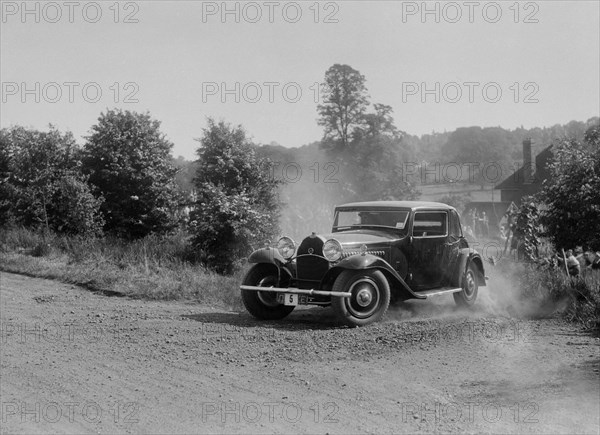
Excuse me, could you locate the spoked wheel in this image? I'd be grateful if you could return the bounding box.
[454,263,479,307]
[241,265,295,320]
[331,269,390,327]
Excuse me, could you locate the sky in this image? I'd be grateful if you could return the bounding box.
[1,0,599,159]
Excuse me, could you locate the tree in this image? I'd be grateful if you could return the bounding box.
[82,109,180,238]
[538,124,600,250]
[440,127,513,186]
[340,134,419,202]
[337,104,418,202]
[317,64,369,149]
[353,103,401,140]
[0,126,103,235]
[190,119,282,274]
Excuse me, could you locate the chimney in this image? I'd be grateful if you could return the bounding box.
[523,138,533,184]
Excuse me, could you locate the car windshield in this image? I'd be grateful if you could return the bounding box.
[333,209,410,232]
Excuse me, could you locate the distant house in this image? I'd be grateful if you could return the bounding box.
[494,138,553,204]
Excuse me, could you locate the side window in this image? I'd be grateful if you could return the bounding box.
[412,212,448,237]
[449,210,462,238]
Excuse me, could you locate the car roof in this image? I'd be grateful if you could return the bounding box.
[336,200,457,211]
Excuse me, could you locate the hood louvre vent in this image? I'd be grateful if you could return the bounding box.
[341,250,385,258]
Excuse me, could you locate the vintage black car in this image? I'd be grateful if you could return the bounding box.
[240,201,487,327]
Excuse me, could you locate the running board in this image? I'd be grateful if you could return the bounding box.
[416,287,463,298]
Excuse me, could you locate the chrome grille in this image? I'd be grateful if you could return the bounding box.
[296,236,329,285]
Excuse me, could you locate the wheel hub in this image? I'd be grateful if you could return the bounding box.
[256,276,279,307]
[465,271,475,297]
[356,288,373,307]
[346,278,380,319]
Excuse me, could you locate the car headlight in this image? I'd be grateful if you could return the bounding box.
[323,239,343,262]
[277,237,296,260]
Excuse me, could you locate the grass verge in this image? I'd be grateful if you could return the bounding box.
[0,227,245,309]
[515,262,600,333]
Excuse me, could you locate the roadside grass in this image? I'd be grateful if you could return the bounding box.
[513,262,600,333]
[472,234,599,333]
[0,227,245,309]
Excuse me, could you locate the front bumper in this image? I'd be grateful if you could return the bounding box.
[240,285,351,298]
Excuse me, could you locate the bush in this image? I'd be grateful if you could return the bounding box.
[0,125,103,235]
[538,124,600,250]
[190,119,281,274]
[517,263,600,332]
[82,109,180,238]
[51,175,104,236]
[564,273,600,331]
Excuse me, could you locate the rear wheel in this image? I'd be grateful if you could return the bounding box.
[454,263,478,307]
[241,265,295,320]
[331,270,390,327]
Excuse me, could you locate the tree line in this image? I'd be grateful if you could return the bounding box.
[1,64,598,274]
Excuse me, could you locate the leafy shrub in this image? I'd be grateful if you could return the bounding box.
[50,175,104,236]
[190,119,281,274]
[82,109,180,238]
[538,124,600,250]
[0,126,103,235]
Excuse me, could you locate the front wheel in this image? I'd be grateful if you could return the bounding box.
[453,263,479,307]
[241,265,295,320]
[331,269,390,327]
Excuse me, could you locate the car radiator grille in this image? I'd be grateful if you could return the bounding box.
[296,237,329,287]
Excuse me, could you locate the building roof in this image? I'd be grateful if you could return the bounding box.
[494,145,553,191]
[337,201,456,211]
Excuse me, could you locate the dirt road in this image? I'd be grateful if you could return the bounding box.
[1,272,598,434]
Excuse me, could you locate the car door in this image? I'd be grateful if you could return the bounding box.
[442,210,463,284]
[408,211,449,290]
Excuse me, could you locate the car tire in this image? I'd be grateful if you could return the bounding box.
[454,263,478,307]
[331,269,390,327]
[241,264,295,320]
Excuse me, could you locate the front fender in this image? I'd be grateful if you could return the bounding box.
[322,254,424,300]
[454,248,486,287]
[248,248,286,265]
[246,248,294,283]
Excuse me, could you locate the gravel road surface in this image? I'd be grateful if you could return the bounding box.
[1,272,598,434]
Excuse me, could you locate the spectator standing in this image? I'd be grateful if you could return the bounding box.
[557,249,581,276]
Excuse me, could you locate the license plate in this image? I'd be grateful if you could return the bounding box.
[278,293,298,306]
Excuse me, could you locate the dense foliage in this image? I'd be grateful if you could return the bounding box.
[190,119,281,274]
[512,196,543,261]
[538,124,600,250]
[82,109,180,238]
[0,126,103,235]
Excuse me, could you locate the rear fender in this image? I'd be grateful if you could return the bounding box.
[322,254,424,300]
[454,248,486,287]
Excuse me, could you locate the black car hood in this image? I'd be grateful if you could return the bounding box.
[319,229,403,246]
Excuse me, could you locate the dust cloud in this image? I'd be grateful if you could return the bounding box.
[386,259,569,323]
[275,150,345,238]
